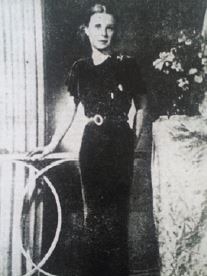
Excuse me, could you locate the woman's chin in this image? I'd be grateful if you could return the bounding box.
[94,44,110,52]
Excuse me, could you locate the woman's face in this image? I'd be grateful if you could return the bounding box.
[85,13,115,52]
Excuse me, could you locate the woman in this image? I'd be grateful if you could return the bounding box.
[30,3,147,276]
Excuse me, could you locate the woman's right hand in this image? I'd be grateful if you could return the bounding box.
[27,143,58,161]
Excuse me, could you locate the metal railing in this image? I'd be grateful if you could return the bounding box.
[0,153,78,276]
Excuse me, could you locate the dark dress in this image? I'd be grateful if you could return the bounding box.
[66,54,146,276]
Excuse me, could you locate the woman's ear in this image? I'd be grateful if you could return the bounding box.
[84,26,89,37]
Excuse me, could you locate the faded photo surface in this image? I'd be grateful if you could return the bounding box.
[0,1,207,276]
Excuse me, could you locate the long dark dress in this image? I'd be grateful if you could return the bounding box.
[66,54,146,276]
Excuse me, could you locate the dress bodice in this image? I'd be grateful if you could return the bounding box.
[66,54,146,118]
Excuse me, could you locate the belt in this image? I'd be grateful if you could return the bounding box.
[88,114,128,126]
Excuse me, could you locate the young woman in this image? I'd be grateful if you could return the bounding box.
[30,3,147,276]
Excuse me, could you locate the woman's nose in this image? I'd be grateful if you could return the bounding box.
[101,27,107,37]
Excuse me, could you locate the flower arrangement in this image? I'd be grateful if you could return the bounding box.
[153,30,207,115]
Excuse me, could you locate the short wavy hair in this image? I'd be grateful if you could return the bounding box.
[83,3,117,26]
[78,3,118,45]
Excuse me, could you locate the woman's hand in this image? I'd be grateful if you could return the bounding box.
[27,143,58,161]
[27,97,78,161]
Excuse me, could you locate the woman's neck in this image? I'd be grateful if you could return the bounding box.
[91,47,112,66]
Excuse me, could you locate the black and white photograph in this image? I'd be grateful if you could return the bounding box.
[0,0,207,276]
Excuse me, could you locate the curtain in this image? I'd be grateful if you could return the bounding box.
[0,0,44,153]
[0,0,45,275]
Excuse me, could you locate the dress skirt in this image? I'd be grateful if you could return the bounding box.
[79,120,134,276]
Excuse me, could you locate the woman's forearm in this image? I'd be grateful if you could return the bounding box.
[135,94,147,139]
[50,101,78,148]
[135,109,144,139]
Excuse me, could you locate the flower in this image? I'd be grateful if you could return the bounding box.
[198,52,202,58]
[152,58,164,71]
[171,61,183,72]
[202,57,207,65]
[194,75,203,83]
[177,78,189,90]
[153,51,175,71]
[163,69,170,74]
[188,68,198,75]
[152,29,207,115]
[153,29,206,92]
[178,31,187,43]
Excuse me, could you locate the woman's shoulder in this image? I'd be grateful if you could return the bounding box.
[70,54,137,67]
[70,57,90,71]
[69,55,139,74]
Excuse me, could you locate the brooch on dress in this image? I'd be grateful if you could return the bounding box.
[116,54,131,61]
[110,92,114,99]
[110,84,124,99]
[116,54,124,61]
[118,84,123,92]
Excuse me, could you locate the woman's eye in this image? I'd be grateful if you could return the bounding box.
[107,25,114,31]
[94,24,101,29]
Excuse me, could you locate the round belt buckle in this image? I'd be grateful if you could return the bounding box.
[93,114,104,126]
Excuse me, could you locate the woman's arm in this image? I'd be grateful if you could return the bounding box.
[28,98,78,159]
[135,94,147,142]
[50,100,78,149]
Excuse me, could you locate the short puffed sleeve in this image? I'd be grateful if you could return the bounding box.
[65,61,80,105]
